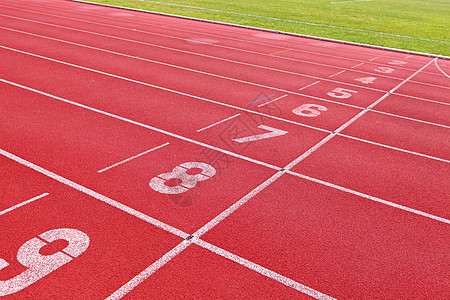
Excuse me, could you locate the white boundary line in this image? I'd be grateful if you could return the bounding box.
[434,59,450,79]
[106,240,191,299]
[6,0,447,65]
[258,94,288,107]
[328,70,345,78]
[0,147,189,238]
[1,53,448,162]
[1,9,448,91]
[1,18,448,106]
[287,171,450,224]
[0,192,49,216]
[0,78,281,171]
[298,80,321,91]
[97,142,170,173]
[195,239,337,300]
[351,62,365,69]
[196,113,240,132]
[12,1,448,74]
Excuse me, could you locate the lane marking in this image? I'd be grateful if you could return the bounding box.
[101,41,127,47]
[287,171,450,224]
[298,80,321,91]
[195,239,337,299]
[0,45,335,134]
[268,49,293,56]
[1,13,444,92]
[331,0,373,4]
[328,70,345,78]
[0,193,49,216]
[368,56,379,62]
[258,94,288,107]
[70,0,448,44]
[250,93,275,104]
[370,110,450,130]
[106,240,191,299]
[97,142,170,173]
[4,0,437,67]
[351,62,364,68]
[0,78,281,171]
[196,113,240,132]
[434,59,450,79]
[0,148,189,238]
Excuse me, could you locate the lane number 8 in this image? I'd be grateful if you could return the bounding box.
[149,162,216,194]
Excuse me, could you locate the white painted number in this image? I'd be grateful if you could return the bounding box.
[354,77,377,84]
[0,228,90,296]
[375,66,395,73]
[232,125,288,143]
[149,162,216,194]
[292,104,327,117]
[327,87,358,99]
[388,60,407,65]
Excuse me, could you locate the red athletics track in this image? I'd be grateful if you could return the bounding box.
[0,0,449,298]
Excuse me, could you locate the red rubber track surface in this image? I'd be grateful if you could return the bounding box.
[0,0,449,299]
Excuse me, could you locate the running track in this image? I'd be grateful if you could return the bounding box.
[0,0,449,298]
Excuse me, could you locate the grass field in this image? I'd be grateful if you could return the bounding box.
[78,0,449,57]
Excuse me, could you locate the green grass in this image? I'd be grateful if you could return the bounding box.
[84,0,449,56]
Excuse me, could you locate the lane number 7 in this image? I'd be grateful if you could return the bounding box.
[232,125,288,143]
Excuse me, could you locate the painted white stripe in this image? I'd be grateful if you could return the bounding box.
[258,94,288,107]
[196,113,240,132]
[339,133,449,163]
[195,239,337,299]
[0,45,333,134]
[0,78,281,171]
[370,110,450,130]
[0,193,49,216]
[1,14,448,95]
[351,62,365,68]
[298,80,321,91]
[5,0,438,68]
[434,59,450,79]
[194,171,285,237]
[287,171,450,224]
[331,0,373,4]
[106,240,191,299]
[0,148,189,239]
[85,0,448,44]
[0,25,365,112]
[97,142,169,173]
[368,56,379,62]
[328,70,345,78]
[1,2,445,80]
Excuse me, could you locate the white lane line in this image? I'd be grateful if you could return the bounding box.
[196,114,240,132]
[287,171,450,224]
[368,56,379,62]
[258,94,288,107]
[106,240,191,299]
[351,62,364,68]
[0,44,336,134]
[0,192,49,216]
[370,110,450,130]
[0,147,189,239]
[339,133,449,163]
[0,13,430,93]
[298,80,321,91]
[3,0,436,67]
[434,59,450,79]
[194,171,285,237]
[328,70,345,78]
[0,78,281,171]
[1,18,448,98]
[97,142,170,173]
[331,0,373,4]
[0,25,366,112]
[195,239,337,300]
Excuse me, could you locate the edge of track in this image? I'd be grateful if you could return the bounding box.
[66,0,450,60]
